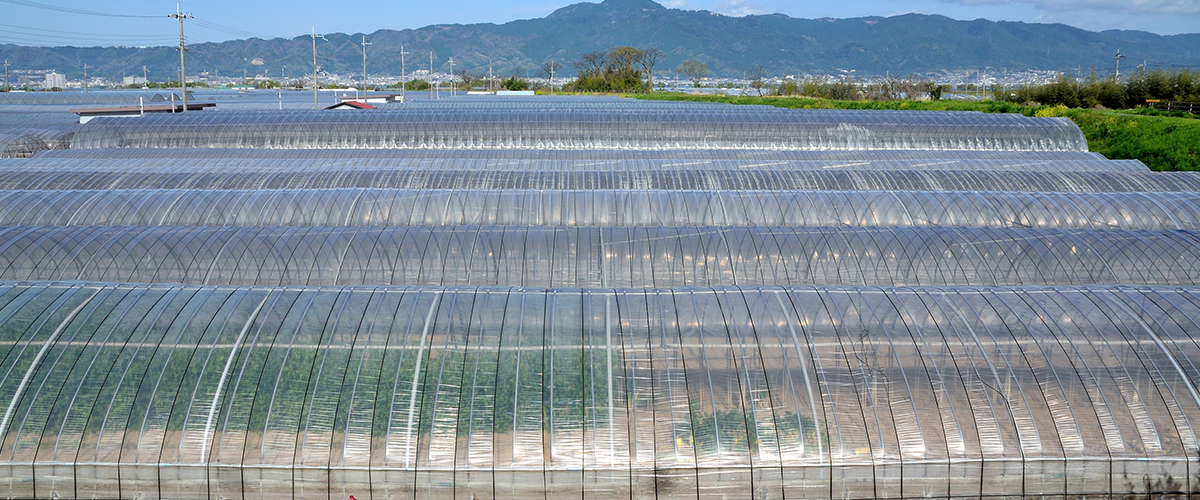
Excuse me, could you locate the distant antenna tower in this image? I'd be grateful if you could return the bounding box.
[360,35,371,99]
[168,2,193,111]
[311,27,327,109]
[399,45,409,103]
[1114,48,1126,79]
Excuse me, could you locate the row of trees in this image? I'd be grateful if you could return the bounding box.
[772,74,946,101]
[995,68,1200,109]
[385,75,530,92]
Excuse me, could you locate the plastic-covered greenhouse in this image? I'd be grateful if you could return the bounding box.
[0,96,1198,500]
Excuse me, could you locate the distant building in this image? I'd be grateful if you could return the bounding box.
[122,76,147,86]
[43,72,66,88]
[325,101,376,110]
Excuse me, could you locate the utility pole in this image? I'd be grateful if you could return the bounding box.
[489,61,493,92]
[4,60,8,91]
[549,59,554,95]
[142,66,148,88]
[429,51,434,100]
[1114,48,1126,80]
[399,45,409,103]
[448,57,454,96]
[169,2,192,111]
[360,35,371,99]
[311,27,326,109]
[282,65,287,88]
[83,64,88,93]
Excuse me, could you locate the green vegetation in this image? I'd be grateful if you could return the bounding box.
[994,68,1200,109]
[565,46,662,93]
[499,74,530,91]
[388,79,431,91]
[636,93,1200,171]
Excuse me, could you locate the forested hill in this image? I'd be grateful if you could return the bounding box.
[3,0,1199,79]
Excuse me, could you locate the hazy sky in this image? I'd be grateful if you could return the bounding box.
[1,0,1197,48]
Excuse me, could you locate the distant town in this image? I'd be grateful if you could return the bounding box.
[7,66,1070,99]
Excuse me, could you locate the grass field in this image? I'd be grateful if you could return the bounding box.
[635,94,1200,171]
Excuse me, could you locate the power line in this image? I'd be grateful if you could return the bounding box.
[169,2,193,112]
[0,0,160,18]
[0,30,174,45]
[3,0,284,43]
[0,23,172,39]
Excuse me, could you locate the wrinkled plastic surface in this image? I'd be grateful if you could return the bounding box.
[70,108,1090,151]
[0,98,1194,500]
[2,188,1199,229]
[1,225,1200,287]
[0,283,1196,500]
[1,167,1197,192]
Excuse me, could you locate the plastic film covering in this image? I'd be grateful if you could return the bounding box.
[33,148,1141,172]
[1,168,1198,192]
[68,109,1089,151]
[6,188,1200,230]
[0,282,1197,500]
[0,134,49,159]
[0,92,160,105]
[34,147,1118,161]
[2,225,1200,287]
[3,155,1150,173]
[0,112,82,151]
[8,157,1151,174]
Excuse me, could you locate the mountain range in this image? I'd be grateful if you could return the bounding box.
[3,0,1199,81]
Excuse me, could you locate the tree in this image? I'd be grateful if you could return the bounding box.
[638,48,664,90]
[745,64,767,96]
[677,60,708,88]
[605,46,644,92]
[574,51,608,79]
[457,69,475,89]
[539,61,562,80]
[501,73,529,91]
[401,79,430,91]
[538,61,563,93]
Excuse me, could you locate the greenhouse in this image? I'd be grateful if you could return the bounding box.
[3,188,1200,229]
[0,97,1197,500]
[67,107,1089,151]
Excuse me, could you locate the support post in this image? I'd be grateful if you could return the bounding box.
[168,2,193,111]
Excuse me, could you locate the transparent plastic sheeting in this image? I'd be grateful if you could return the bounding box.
[32,146,1142,172]
[3,225,1200,288]
[0,282,1198,500]
[34,147,1119,162]
[0,134,49,159]
[68,109,1089,151]
[31,149,1140,173]
[0,113,82,151]
[7,188,1200,231]
[2,168,1198,193]
[0,92,162,105]
[0,156,1150,173]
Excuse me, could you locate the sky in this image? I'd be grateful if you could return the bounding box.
[0,0,1197,48]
